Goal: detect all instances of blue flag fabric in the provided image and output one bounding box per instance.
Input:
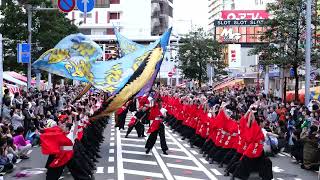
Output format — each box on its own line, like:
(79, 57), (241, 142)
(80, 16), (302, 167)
(32, 30), (171, 94)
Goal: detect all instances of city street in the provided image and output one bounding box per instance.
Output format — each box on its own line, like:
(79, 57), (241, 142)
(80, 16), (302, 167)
(4, 115), (318, 180)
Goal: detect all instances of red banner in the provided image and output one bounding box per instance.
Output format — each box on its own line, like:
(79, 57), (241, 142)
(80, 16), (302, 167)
(221, 10), (269, 20)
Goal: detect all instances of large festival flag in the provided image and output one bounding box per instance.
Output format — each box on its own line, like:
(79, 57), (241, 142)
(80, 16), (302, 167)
(92, 28), (172, 117)
(32, 33), (163, 94)
(115, 28), (172, 96)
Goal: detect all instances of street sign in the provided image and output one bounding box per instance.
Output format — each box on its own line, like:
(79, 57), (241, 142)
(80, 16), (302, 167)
(168, 72), (173, 77)
(58, 0), (76, 13)
(77, 0), (95, 13)
(17, 43), (30, 63)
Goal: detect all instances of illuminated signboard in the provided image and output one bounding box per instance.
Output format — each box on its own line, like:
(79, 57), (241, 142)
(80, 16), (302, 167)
(214, 10), (269, 43)
(221, 10), (270, 20)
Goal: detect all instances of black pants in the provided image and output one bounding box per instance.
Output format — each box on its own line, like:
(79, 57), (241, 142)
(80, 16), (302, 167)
(201, 139), (214, 154)
(126, 121), (144, 137)
(117, 112), (128, 130)
(233, 154), (273, 180)
(145, 123), (168, 152)
(225, 152), (241, 174)
(46, 156), (92, 180)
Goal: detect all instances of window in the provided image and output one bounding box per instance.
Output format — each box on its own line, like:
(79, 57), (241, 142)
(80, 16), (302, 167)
(109, 12), (120, 19)
(79, 28), (91, 35)
(110, 0), (120, 4)
(80, 13), (92, 18)
(168, 6), (173, 17)
(95, 0), (110, 8)
(107, 28), (115, 35)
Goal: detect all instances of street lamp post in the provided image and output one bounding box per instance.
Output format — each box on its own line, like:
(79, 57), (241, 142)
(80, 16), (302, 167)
(27, 4), (32, 90)
(0, 34), (3, 114)
(305, 0), (312, 105)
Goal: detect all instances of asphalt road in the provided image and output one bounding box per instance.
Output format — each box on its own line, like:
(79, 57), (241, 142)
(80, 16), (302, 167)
(4, 115), (319, 180)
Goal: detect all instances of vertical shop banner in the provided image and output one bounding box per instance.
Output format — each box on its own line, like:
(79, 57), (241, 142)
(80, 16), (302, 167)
(228, 44), (241, 68)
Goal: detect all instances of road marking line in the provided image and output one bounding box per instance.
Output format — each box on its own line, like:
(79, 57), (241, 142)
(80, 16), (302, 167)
(121, 138), (145, 142)
(111, 129), (114, 132)
(199, 158), (209, 164)
(27, 150), (32, 155)
(109, 149), (114, 154)
(109, 156), (114, 162)
(146, 138), (175, 180)
(173, 134), (178, 137)
(211, 169), (222, 175)
(124, 169), (164, 178)
(277, 178), (284, 180)
(156, 147), (184, 152)
(110, 137), (115, 141)
(160, 154), (192, 160)
(190, 150), (198, 155)
(122, 143), (145, 148)
(166, 163), (201, 171)
(174, 175), (206, 180)
(123, 158), (157, 165)
(108, 166), (114, 174)
(294, 178), (302, 180)
(110, 142), (115, 147)
(278, 153), (285, 157)
(16, 159), (22, 164)
(96, 167), (104, 174)
(122, 150), (152, 156)
(111, 132), (115, 136)
(156, 141), (175, 145)
(165, 129), (217, 180)
(281, 152), (291, 157)
(183, 143), (190, 147)
(116, 118), (124, 180)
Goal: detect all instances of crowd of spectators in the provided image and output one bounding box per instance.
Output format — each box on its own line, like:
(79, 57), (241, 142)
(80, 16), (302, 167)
(0, 85), (102, 173)
(161, 86), (320, 172)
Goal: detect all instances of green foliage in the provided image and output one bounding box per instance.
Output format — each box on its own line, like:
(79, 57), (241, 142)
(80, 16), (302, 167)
(178, 28), (225, 86)
(0, 0), (78, 73)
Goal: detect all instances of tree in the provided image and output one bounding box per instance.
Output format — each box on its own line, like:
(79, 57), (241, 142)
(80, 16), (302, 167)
(250, 0), (320, 102)
(178, 28), (225, 87)
(0, 0), (78, 74)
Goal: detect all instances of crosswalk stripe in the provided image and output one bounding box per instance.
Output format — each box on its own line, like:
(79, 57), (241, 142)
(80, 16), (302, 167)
(190, 150), (198, 155)
(124, 169), (164, 178)
(110, 137), (115, 141)
(109, 149), (114, 154)
(95, 167), (104, 174)
(199, 158), (209, 164)
(123, 158), (158, 165)
(156, 141), (175, 145)
(27, 150), (33, 155)
(174, 175), (206, 180)
(277, 153), (285, 157)
(109, 157), (114, 162)
(108, 166), (114, 174)
(166, 163), (201, 171)
(122, 150), (152, 155)
(156, 147), (184, 152)
(160, 154), (192, 160)
(122, 143), (145, 148)
(110, 143), (115, 147)
(211, 169), (222, 175)
(122, 138), (145, 142)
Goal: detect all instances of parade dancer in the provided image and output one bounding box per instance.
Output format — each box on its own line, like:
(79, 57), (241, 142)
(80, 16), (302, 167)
(125, 108), (147, 138)
(145, 99), (168, 155)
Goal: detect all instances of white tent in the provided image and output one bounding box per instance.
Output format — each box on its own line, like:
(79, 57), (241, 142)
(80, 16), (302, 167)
(3, 72), (27, 86)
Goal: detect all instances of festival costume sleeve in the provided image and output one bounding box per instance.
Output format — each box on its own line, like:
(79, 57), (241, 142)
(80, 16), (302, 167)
(128, 116), (137, 127)
(243, 121), (265, 158)
(147, 105), (162, 134)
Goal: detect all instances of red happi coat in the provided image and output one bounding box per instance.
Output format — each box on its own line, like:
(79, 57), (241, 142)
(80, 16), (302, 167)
(222, 118), (239, 149)
(138, 96), (150, 110)
(40, 126), (74, 168)
(197, 112), (210, 138)
(243, 118), (265, 158)
(237, 114), (249, 154)
(213, 110), (228, 147)
(147, 104), (163, 134)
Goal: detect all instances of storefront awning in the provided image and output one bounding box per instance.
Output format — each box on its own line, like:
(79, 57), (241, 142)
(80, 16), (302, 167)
(3, 72), (27, 86)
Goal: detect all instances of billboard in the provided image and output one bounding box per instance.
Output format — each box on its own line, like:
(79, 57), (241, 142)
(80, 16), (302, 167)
(221, 10), (270, 20)
(215, 26), (266, 43)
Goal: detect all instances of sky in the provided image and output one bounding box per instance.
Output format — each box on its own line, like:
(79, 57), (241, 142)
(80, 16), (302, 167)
(173, 0), (208, 35)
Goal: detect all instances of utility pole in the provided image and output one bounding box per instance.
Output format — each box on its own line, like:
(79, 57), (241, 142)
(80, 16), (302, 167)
(27, 4), (32, 90)
(0, 34), (3, 114)
(305, 0), (312, 105)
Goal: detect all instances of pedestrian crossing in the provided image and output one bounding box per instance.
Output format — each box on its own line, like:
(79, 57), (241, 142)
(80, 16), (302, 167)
(113, 114), (219, 180)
